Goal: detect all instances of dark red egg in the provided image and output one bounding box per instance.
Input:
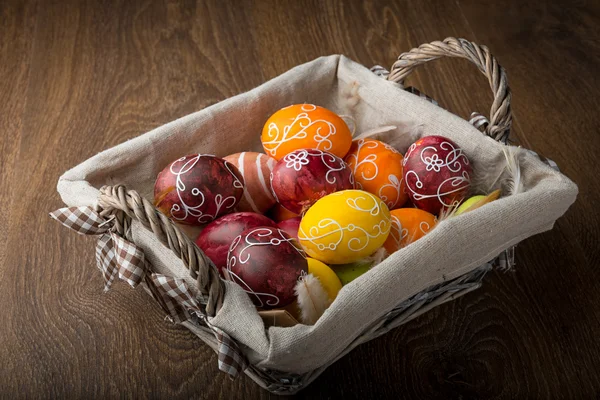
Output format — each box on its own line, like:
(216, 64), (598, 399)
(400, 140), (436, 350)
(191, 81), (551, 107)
(276, 216), (301, 242)
(271, 149), (354, 214)
(403, 136), (472, 214)
(226, 226), (307, 309)
(154, 154), (244, 225)
(195, 212), (276, 274)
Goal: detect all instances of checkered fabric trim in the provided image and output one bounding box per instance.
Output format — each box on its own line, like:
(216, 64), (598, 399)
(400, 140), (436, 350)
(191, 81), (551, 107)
(212, 326), (249, 378)
(149, 273), (248, 377)
(144, 274), (187, 324)
(469, 111), (490, 131)
(50, 207), (109, 235)
(96, 233), (118, 291)
(111, 233), (145, 289)
(51, 206), (147, 291)
(404, 86), (439, 106)
(369, 65), (390, 79)
(150, 274), (202, 314)
(494, 246), (516, 271)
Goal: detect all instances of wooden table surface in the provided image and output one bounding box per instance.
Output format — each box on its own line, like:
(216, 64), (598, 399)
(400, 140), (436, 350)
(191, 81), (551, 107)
(1, 0), (599, 398)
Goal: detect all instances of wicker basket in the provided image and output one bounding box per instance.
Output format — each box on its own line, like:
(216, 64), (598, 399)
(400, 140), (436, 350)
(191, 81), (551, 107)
(51, 38), (577, 394)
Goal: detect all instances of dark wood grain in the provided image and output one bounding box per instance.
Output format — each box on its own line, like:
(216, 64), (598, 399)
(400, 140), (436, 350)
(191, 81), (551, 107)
(1, 0), (598, 398)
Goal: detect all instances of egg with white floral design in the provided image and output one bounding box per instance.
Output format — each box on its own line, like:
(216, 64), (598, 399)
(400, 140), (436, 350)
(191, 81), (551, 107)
(298, 190), (391, 264)
(271, 149), (355, 215)
(403, 136), (472, 215)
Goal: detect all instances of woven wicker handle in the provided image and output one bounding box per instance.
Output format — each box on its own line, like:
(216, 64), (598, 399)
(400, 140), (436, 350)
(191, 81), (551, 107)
(97, 185), (225, 317)
(388, 37), (512, 141)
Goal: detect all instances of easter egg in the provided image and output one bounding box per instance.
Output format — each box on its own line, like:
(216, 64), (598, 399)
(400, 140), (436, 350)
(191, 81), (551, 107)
(271, 149), (355, 214)
(268, 203), (299, 222)
(383, 208), (437, 253)
(456, 190), (501, 215)
(403, 136), (472, 214)
(226, 227), (307, 309)
(298, 190), (391, 264)
(224, 152), (277, 214)
(195, 212), (276, 274)
(261, 104), (353, 160)
(456, 195), (486, 215)
(344, 138), (408, 210)
(276, 216), (301, 242)
(306, 258), (342, 301)
(154, 154), (244, 225)
(332, 260), (372, 285)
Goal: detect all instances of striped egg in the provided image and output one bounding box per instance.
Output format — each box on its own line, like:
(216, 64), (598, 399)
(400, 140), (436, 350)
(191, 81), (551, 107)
(224, 152), (277, 214)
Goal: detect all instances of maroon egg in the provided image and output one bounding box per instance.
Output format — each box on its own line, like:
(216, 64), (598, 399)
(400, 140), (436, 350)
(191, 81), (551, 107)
(403, 136), (472, 215)
(225, 226), (307, 309)
(271, 149), (354, 214)
(154, 154), (244, 225)
(195, 212), (277, 275)
(276, 216), (301, 242)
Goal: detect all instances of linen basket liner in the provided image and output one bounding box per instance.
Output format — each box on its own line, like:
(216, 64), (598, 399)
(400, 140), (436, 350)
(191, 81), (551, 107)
(55, 40), (577, 381)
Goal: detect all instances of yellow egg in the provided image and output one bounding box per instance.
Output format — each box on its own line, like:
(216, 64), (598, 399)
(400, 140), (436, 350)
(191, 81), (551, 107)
(307, 258), (343, 301)
(298, 190), (391, 264)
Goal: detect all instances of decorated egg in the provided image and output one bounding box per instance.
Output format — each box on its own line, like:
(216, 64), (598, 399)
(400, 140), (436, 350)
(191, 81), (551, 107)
(306, 258), (342, 301)
(403, 136), (472, 214)
(276, 216), (301, 242)
(154, 154), (244, 225)
(223, 152), (277, 214)
(332, 260), (372, 285)
(383, 208), (437, 253)
(261, 104), (353, 160)
(226, 227), (307, 309)
(271, 149), (355, 215)
(344, 138), (408, 210)
(298, 190), (391, 264)
(268, 203), (299, 222)
(195, 212), (276, 274)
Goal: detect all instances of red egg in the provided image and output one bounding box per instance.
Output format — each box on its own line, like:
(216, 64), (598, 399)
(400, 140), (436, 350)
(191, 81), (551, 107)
(226, 226), (307, 309)
(276, 216), (301, 242)
(271, 149), (354, 214)
(195, 212), (276, 274)
(403, 136), (472, 214)
(223, 152), (277, 214)
(154, 154), (244, 225)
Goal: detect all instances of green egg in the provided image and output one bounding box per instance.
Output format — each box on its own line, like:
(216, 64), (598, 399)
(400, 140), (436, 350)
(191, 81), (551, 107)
(456, 195), (486, 216)
(332, 260), (372, 285)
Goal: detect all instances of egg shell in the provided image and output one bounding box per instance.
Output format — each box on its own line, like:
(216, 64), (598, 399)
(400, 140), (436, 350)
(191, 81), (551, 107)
(344, 138), (408, 210)
(298, 190), (391, 264)
(268, 203), (299, 222)
(306, 258), (343, 301)
(332, 260), (372, 285)
(224, 152), (277, 214)
(195, 212), (276, 274)
(271, 149), (355, 214)
(455, 195), (486, 215)
(383, 208), (437, 253)
(226, 227), (307, 309)
(154, 154), (244, 225)
(261, 104), (352, 160)
(276, 216), (301, 242)
(403, 136), (472, 214)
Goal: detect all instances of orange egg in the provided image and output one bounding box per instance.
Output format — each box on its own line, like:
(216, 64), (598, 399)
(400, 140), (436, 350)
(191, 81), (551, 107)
(383, 208), (437, 253)
(261, 104), (352, 160)
(344, 139), (408, 210)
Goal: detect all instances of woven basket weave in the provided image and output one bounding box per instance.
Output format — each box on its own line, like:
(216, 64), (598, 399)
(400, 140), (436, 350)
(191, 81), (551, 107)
(53, 38), (577, 394)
